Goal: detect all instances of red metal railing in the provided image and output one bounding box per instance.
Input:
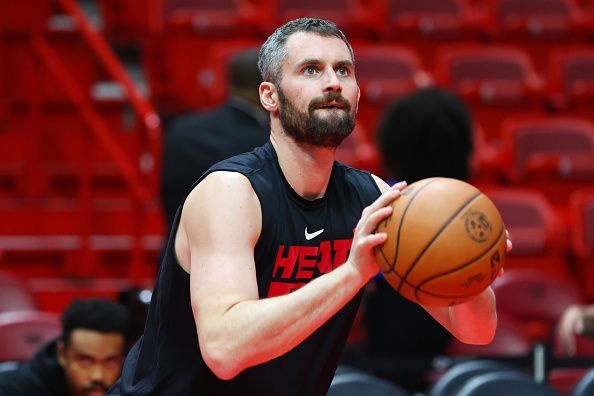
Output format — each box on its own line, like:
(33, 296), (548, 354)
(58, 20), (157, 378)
(57, 0), (162, 197)
(28, 0), (163, 283)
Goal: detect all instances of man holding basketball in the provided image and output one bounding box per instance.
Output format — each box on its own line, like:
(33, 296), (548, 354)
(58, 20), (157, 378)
(109, 18), (506, 396)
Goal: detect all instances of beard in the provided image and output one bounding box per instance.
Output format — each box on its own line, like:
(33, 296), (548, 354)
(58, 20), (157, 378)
(277, 88), (356, 148)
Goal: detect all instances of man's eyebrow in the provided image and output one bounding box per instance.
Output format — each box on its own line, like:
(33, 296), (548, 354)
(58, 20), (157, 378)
(295, 59), (354, 68)
(335, 60), (354, 69)
(296, 58), (323, 68)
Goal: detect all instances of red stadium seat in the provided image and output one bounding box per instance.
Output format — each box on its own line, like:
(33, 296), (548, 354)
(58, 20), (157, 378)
(548, 368), (591, 396)
(0, 271), (37, 313)
(164, 0), (269, 37)
(485, 0), (591, 71)
(499, 116), (594, 211)
(146, 0), (268, 114)
(385, 0), (490, 64)
(198, 40), (262, 108)
(387, 0), (488, 38)
(434, 45), (545, 142)
(548, 47), (594, 119)
(499, 116), (594, 181)
(0, 310), (61, 362)
(273, 0), (383, 39)
(353, 43), (431, 104)
(489, 0), (589, 41)
(483, 187), (569, 273)
(570, 189), (594, 259)
(491, 268), (584, 343)
(351, 42), (431, 138)
(146, 30), (261, 114)
(569, 189), (594, 297)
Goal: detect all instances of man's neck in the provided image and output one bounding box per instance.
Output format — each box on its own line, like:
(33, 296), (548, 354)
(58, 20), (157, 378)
(270, 130), (336, 201)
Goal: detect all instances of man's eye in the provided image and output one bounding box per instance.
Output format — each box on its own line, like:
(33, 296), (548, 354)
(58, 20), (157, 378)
(104, 357), (122, 369)
(304, 66), (317, 75)
(337, 67), (349, 76)
(76, 356), (93, 367)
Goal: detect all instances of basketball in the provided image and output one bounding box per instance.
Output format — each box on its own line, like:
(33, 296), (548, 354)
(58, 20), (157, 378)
(374, 177), (506, 306)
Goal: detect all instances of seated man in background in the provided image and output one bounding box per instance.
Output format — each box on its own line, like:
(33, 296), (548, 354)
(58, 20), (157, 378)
(0, 298), (130, 396)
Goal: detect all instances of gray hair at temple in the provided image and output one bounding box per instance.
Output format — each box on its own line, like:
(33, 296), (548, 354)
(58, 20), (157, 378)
(257, 18), (354, 85)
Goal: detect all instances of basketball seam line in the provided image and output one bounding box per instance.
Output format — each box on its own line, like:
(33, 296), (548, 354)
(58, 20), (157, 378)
(413, 224), (505, 302)
(380, 178), (437, 280)
(397, 190), (483, 293)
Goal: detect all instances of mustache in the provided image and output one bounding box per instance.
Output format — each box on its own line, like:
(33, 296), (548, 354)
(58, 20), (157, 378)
(308, 92), (351, 112)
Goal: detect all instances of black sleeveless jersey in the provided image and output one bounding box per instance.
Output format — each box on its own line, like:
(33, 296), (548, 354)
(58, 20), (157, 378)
(109, 141), (381, 396)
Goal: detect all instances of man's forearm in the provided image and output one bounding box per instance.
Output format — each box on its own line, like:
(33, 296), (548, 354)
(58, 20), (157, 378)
(198, 262), (367, 379)
(424, 287), (497, 345)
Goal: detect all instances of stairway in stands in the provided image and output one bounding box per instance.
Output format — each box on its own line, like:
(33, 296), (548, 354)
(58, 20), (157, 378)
(0, 0), (163, 312)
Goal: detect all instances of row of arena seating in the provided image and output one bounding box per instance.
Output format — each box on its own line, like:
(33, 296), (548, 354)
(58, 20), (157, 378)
(149, 39), (594, 127)
(2, 28), (593, 136)
(2, 2), (594, 114)
(93, 0), (594, 43)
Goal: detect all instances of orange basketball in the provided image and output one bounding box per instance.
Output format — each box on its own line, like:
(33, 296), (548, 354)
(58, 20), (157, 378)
(374, 177), (506, 306)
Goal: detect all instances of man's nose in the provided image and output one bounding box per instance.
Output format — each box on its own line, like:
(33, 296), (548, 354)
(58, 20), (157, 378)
(323, 69), (342, 93)
(90, 364), (105, 382)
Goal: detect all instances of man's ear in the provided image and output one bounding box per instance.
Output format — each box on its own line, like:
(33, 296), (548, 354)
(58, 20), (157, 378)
(355, 85), (361, 114)
(56, 340), (67, 368)
(259, 82), (278, 112)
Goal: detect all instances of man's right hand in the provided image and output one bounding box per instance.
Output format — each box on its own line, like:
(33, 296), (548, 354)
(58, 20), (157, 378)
(347, 181), (406, 283)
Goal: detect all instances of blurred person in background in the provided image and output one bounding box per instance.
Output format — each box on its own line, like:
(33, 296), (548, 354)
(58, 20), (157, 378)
(160, 49), (269, 233)
(363, 87), (474, 392)
(0, 298), (130, 396)
(557, 304), (594, 356)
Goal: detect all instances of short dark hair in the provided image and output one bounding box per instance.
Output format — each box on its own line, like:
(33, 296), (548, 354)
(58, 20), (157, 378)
(61, 298), (130, 347)
(258, 17), (353, 84)
(228, 49), (262, 90)
(376, 87), (474, 183)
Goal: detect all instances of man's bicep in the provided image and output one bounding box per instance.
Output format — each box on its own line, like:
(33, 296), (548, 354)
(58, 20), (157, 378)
(183, 172), (262, 322)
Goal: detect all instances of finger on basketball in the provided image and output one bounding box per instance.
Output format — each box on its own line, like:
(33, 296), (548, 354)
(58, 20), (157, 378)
(373, 187), (401, 211)
(505, 230), (513, 252)
(391, 181), (407, 192)
(361, 232), (388, 249)
(361, 206), (393, 236)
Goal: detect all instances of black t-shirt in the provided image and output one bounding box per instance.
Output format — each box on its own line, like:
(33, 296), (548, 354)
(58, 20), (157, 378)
(0, 339), (68, 396)
(110, 142), (381, 395)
